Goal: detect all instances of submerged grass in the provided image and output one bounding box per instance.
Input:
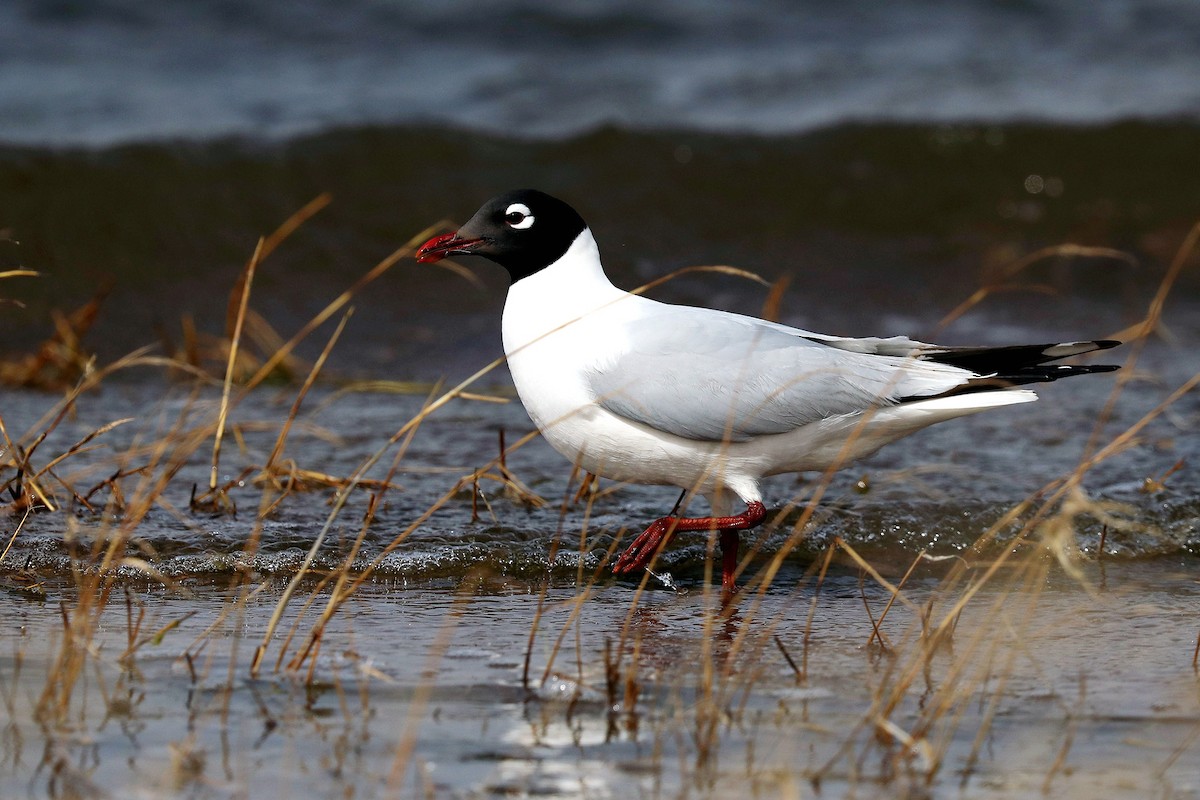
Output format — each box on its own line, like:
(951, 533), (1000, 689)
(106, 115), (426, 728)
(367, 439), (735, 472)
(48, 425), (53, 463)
(0, 209), (1196, 797)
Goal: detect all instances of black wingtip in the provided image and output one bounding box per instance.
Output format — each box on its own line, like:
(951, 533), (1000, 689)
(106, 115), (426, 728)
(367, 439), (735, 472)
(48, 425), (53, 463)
(911, 339), (1123, 399)
(924, 339), (1124, 374)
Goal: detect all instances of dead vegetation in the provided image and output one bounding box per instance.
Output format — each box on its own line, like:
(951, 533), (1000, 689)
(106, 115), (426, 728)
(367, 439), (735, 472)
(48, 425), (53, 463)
(0, 207), (1195, 798)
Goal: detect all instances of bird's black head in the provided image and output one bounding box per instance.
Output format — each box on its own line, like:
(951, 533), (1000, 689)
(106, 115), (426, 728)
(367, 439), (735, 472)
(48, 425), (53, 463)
(416, 189), (588, 283)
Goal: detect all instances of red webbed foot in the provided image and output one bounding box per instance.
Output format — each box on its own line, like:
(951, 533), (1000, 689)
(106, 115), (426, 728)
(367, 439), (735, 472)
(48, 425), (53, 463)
(612, 516), (677, 574)
(611, 501), (767, 579)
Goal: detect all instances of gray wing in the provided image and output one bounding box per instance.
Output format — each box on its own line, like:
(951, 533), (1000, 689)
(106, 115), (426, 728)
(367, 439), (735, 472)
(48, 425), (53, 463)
(587, 307), (972, 442)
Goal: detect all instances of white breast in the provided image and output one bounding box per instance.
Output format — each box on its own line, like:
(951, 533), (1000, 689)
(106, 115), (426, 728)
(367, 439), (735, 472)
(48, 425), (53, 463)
(502, 229), (643, 473)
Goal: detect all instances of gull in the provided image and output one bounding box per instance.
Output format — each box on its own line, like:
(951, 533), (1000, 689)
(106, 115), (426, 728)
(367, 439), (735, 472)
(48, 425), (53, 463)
(416, 189), (1119, 595)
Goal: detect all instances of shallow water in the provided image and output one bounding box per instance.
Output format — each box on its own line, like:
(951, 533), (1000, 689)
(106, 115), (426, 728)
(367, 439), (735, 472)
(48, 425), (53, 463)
(1, 561), (1198, 799)
(0, 343), (1195, 583)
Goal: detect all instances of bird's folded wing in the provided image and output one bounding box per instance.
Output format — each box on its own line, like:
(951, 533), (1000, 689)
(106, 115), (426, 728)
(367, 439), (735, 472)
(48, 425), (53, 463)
(585, 309), (973, 443)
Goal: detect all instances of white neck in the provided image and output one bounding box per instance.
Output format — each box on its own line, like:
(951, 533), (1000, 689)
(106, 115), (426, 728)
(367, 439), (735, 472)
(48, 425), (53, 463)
(501, 228), (628, 356)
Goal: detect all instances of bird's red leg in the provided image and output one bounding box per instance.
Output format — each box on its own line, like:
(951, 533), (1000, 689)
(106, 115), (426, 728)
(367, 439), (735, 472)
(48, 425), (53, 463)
(719, 529), (740, 596)
(613, 501), (766, 576)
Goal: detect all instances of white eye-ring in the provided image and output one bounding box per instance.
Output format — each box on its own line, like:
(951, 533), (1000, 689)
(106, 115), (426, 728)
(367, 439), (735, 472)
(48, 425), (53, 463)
(503, 203), (535, 229)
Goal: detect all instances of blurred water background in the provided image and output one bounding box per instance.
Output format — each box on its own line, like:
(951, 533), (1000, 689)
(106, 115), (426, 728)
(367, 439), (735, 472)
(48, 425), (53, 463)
(3, 0), (1200, 144)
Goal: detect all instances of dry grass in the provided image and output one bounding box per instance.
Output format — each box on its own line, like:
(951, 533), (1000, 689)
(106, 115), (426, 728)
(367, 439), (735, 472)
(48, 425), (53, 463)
(0, 199), (450, 718)
(0, 210), (1196, 798)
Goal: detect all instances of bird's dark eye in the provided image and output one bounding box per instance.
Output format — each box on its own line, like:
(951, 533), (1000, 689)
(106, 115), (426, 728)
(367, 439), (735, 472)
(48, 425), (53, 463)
(503, 202), (535, 229)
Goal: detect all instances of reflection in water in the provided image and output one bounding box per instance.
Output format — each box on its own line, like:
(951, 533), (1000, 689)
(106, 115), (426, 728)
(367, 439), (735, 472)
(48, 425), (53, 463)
(1, 564), (1198, 797)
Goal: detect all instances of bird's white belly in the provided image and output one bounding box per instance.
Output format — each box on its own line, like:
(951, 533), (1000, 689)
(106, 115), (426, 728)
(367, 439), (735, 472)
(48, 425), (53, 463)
(504, 329), (732, 492)
(508, 338), (820, 501)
